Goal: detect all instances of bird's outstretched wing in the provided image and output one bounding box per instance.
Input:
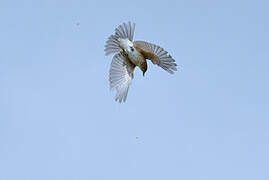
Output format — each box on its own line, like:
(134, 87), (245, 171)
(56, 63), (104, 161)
(109, 53), (135, 103)
(105, 22), (136, 56)
(134, 41), (177, 74)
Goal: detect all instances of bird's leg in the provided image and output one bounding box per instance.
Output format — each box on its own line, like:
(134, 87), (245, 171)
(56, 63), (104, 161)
(120, 51), (128, 58)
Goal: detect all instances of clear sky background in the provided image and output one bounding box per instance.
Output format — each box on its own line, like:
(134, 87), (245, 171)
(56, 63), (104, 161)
(0, 0), (269, 179)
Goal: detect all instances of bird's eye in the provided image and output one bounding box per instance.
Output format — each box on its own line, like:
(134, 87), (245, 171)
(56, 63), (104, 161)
(130, 47), (134, 51)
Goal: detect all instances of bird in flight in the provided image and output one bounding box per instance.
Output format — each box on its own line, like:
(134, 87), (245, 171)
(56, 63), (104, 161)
(105, 22), (177, 103)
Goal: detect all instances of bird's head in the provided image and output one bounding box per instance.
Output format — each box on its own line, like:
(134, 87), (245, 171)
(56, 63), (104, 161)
(139, 61), (147, 77)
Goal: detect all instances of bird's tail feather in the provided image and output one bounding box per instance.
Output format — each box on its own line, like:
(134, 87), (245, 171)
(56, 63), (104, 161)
(105, 22), (135, 56)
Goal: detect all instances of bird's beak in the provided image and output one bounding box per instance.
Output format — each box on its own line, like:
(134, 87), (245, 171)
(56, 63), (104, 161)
(143, 71), (145, 76)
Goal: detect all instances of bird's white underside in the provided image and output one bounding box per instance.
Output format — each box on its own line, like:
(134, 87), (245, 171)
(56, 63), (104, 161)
(118, 38), (140, 66)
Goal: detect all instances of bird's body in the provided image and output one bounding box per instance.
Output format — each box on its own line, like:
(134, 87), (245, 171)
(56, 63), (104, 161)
(105, 22), (177, 103)
(118, 38), (147, 74)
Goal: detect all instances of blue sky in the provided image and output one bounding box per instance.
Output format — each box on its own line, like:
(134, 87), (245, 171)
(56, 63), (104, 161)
(0, 0), (269, 179)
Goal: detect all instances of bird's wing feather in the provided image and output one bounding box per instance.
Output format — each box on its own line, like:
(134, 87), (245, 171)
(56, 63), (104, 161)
(109, 53), (135, 103)
(105, 22), (136, 56)
(134, 41), (177, 74)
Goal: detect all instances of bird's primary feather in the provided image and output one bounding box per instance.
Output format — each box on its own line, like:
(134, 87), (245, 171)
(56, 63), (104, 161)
(134, 41), (177, 74)
(109, 53), (135, 103)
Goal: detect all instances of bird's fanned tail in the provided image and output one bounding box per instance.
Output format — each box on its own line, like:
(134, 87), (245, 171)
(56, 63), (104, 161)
(105, 22), (136, 56)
